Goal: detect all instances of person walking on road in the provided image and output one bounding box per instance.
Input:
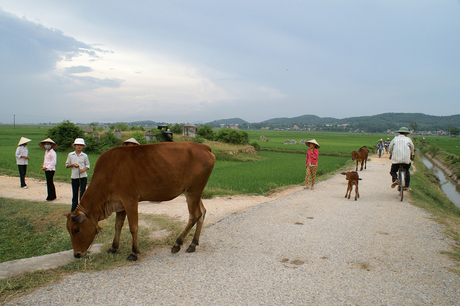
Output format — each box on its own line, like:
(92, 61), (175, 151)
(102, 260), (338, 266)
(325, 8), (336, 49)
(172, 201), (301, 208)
(15, 137), (31, 188)
(389, 127), (415, 191)
(66, 138), (90, 212)
(40, 138), (58, 201)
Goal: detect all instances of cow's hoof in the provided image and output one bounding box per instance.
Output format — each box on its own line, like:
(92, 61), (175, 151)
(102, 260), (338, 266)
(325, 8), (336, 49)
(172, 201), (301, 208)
(106, 247), (117, 254)
(186, 245), (196, 253)
(127, 253), (138, 261)
(171, 245), (181, 254)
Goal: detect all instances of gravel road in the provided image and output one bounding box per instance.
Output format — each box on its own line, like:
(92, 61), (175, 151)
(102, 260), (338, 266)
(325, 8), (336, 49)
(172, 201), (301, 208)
(7, 157), (460, 305)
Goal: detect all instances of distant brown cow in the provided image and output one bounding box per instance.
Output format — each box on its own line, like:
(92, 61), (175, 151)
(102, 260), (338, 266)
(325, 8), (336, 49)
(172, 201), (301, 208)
(65, 142), (215, 261)
(351, 146), (368, 171)
(341, 171), (362, 201)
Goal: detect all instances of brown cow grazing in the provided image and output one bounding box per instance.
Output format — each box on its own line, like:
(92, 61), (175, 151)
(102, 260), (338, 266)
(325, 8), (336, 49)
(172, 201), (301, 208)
(351, 146), (369, 171)
(341, 171), (362, 201)
(65, 142), (215, 261)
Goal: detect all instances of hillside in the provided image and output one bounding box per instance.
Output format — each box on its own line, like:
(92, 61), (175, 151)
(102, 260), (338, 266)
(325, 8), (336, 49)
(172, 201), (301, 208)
(205, 112), (459, 133)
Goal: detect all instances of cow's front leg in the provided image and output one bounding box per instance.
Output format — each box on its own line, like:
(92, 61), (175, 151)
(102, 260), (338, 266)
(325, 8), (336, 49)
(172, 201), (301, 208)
(125, 207), (140, 261)
(107, 211), (126, 254)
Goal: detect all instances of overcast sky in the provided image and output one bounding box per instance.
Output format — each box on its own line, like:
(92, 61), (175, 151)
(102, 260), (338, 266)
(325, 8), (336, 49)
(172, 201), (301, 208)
(1, 1), (459, 124)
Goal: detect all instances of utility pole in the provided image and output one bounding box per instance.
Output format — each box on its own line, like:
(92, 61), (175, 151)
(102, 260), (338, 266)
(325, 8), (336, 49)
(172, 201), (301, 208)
(14, 114), (15, 129)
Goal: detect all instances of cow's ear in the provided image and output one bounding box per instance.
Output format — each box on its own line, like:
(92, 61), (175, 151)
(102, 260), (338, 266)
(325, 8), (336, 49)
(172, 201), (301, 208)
(358, 178), (362, 180)
(71, 212), (86, 224)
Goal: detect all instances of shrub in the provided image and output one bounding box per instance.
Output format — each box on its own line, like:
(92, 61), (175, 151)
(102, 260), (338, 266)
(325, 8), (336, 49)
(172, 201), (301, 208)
(214, 129), (249, 145)
(197, 125), (215, 140)
(170, 123), (183, 134)
(46, 120), (83, 151)
(251, 141), (261, 151)
(84, 132), (122, 154)
(129, 131), (147, 145)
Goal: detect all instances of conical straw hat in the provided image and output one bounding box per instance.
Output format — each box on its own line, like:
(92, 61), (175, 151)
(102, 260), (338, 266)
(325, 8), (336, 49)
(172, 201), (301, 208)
(305, 139), (320, 148)
(122, 137), (140, 145)
(18, 137), (32, 146)
(39, 138), (58, 150)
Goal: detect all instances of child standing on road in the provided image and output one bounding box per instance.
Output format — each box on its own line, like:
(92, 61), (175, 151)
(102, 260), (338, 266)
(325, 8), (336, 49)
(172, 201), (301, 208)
(304, 139), (320, 190)
(66, 138), (90, 212)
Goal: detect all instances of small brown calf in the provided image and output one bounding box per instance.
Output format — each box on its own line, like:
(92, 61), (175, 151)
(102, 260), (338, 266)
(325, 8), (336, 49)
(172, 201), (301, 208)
(351, 146), (369, 171)
(341, 171), (362, 201)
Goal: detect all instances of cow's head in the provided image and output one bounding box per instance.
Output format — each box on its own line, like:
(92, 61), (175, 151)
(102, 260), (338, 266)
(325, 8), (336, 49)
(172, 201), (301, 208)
(65, 211), (98, 258)
(351, 151), (359, 160)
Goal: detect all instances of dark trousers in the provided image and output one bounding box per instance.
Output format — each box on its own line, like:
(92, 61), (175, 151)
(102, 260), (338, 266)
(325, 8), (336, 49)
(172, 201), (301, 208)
(45, 171), (56, 201)
(71, 177), (87, 212)
(18, 165), (27, 187)
(390, 163), (411, 187)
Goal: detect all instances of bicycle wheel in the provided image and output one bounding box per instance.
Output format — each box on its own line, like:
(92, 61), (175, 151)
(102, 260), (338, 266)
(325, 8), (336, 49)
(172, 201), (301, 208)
(398, 167), (404, 201)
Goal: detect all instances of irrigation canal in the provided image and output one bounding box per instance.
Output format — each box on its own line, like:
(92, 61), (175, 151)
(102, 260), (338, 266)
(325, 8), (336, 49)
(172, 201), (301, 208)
(419, 154), (460, 208)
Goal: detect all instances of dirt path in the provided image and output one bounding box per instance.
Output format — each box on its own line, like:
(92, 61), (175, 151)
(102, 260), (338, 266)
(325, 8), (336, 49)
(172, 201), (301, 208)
(0, 174), (304, 225)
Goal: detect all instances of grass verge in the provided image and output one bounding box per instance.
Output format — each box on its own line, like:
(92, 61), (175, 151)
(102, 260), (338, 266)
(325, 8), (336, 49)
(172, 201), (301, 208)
(0, 197), (188, 305)
(410, 157), (460, 274)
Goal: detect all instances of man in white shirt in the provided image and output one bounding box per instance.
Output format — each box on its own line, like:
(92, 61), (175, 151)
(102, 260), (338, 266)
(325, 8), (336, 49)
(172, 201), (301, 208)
(66, 138), (90, 211)
(389, 127), (415, 191)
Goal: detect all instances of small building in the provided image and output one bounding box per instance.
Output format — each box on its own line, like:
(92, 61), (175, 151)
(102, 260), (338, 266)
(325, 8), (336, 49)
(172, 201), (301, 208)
(183, 124), (197, 137)
(145, 131), (155, 142)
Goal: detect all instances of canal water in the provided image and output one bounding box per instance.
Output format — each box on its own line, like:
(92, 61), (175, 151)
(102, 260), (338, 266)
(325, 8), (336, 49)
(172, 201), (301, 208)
(419, 154), (460, 208)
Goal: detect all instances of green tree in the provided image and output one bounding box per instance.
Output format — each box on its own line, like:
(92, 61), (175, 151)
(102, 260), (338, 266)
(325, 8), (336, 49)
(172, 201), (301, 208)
(447, 125), (460, 136)
(46, 120), (83, 151)
(171, 123), (183, 134)
(410, 122), (418, 133)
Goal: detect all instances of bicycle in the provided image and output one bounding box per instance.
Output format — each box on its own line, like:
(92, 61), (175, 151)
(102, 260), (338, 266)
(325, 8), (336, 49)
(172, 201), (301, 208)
(398, 165), (405, 201)
(377, 147), (383, 158)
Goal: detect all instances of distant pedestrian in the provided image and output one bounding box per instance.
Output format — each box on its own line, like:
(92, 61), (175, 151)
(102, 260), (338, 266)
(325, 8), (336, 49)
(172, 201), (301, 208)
(66, 138), (90, 211)
(304, 139), (320, 190)
(39, 138), (58, 201)
(122, 137), (140, 146)
(15, 137), (31, 188)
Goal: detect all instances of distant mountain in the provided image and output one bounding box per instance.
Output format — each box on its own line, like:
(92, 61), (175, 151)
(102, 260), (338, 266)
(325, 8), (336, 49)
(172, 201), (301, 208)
(206, 118), (250, 127)
(258, 114), (337, 126)
(205, 112), (460, 132)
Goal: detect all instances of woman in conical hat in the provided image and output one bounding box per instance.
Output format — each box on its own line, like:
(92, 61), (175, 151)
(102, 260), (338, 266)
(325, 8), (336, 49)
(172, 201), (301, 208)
(122, 137), (140, 146)
(39, 138), (58, 201)
(16, 137), (32, 188)
(304, 139), (320, 189)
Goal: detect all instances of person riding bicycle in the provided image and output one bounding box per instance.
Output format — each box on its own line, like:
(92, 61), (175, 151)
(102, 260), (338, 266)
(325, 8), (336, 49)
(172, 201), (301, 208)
(376, 139), (385, 157)
(389, 127), (415, 191)
(384, 138), (391, 153)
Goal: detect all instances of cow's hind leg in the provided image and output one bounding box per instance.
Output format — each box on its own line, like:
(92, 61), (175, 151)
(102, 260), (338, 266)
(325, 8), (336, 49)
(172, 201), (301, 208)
(172, 194), (206, 254)
(107, 210), (126, 254)
(123, 200), (140, 261)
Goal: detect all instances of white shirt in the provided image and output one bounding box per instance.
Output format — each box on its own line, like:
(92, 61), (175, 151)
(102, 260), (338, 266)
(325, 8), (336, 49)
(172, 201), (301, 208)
(389, 134), (415, 164)
(65, 151), (90, 179)
(16, 146), (28, 165)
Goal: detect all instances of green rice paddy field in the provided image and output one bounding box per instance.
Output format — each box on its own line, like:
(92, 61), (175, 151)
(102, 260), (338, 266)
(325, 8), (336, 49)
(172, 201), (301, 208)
(418, 137), (460, 156)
